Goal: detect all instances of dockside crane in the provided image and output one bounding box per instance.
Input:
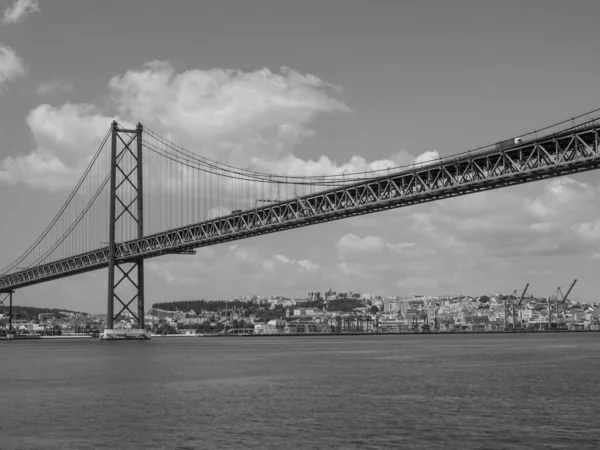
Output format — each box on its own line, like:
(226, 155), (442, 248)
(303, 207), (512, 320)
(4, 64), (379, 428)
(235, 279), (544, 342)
(505, 283), (529, 331)
(512, 283), (529, 330)
(552, 279), (577, 330)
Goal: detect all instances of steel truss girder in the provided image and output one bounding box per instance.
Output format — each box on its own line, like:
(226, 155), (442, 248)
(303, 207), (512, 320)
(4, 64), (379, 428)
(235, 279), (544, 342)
(1, 124), (600, 291)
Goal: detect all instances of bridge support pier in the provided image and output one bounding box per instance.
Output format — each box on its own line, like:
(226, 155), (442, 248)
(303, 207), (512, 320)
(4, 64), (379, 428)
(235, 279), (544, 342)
(1, 290), (14, 339)
(106, 122), (148, 338)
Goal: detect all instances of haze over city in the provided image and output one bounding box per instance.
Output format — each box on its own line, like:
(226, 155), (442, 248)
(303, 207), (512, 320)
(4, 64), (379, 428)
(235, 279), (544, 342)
(2, 0), (600, 313)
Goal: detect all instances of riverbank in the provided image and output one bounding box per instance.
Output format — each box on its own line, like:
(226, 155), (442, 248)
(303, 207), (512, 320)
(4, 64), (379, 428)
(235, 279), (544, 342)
(2, 329), (597, 341)
(219, 329), (600, 337)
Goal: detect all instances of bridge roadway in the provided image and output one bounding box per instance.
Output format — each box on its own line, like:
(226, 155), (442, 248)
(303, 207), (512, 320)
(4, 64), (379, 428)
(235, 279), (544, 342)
(1, 123), (599, 291)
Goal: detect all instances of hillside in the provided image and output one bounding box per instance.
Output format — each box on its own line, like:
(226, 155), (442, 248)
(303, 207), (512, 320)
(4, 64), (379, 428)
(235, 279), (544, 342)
(152, 300), (253, 313)
(0, 306), (87, 320)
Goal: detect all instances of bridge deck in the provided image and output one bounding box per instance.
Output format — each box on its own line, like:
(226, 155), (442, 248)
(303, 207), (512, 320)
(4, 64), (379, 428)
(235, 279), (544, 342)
(1, 124), (599, 291)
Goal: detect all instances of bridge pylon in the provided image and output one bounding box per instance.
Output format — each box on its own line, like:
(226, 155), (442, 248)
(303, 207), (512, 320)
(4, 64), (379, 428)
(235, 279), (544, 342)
(0, 290), (14, 338)
(106, 121), (146, 334)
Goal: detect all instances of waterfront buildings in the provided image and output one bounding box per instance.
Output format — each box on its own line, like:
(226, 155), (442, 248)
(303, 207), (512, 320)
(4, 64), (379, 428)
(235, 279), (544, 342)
(2, 291), (599, 335)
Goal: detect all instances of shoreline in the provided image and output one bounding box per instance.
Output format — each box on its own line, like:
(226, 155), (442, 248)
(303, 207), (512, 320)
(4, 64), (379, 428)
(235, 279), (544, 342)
(217, 329), (600, 337)
(2, 329), (598, 340)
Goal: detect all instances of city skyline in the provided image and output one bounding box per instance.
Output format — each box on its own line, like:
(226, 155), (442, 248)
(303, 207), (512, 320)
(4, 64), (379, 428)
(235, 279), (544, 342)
(2, 0), (600, 312)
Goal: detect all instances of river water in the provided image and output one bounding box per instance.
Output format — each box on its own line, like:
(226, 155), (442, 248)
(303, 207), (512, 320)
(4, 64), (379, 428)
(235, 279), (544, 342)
(1, 333), (599, 449)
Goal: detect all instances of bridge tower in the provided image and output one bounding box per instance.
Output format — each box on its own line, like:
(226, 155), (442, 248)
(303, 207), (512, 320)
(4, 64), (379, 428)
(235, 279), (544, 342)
(106, 121), (145, 332)
(0, 291), (14, 337)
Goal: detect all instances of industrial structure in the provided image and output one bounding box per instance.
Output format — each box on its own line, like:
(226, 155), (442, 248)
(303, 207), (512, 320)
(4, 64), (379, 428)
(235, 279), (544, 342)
(504, 283), (530, 331)
(547, 279), (577, 330)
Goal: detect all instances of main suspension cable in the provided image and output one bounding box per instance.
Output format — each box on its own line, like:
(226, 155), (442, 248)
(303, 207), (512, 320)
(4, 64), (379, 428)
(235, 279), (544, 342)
(0, 127), (112, 275)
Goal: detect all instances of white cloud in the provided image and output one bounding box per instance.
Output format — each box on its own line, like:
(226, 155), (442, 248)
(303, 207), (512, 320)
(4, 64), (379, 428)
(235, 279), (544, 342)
(2, 0), (39, 24)
(400, 176), (600, 261)
(250, 149), (442, 179)
(0, 103), (113, 189)
(273, 253), (320, 272)
(2, 61), (444, 196)
(36, 80), (74, 96)
(274, 254), (293, 264)
(252, 154), (395, 178)
(527, 177), (592, 220)
(234, 249), (256, 264)
(337, 233), (385, 256)
(530, 222), (553, 233)
(571, 221), (600, 243)
(414, 150), (440, 166)
(2, 61), (355, 190)
(297, 259), (319, 273)
(0, 43), (25, 91)
(386, 242), (416, 254)
(108, 61), (351, 166)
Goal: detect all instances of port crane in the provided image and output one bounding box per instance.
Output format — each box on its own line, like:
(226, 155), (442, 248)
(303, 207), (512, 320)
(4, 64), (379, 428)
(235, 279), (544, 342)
(504, 283), (529, 331)
(547, 279), (577, 330)
(512, 283), (529, 331)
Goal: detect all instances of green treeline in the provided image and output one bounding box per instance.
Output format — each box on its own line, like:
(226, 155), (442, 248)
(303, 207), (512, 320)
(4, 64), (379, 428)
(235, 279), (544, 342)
(0, 306), (83, 321)
(152, 300), (255, 313)
(151, 298), (366, 314)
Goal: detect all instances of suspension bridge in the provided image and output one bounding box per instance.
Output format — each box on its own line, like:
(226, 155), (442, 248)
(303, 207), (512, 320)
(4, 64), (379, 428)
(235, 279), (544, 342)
(2, 109), (600, 337)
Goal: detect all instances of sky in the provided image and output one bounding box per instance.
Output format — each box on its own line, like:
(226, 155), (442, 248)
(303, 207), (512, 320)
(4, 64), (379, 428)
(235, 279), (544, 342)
(1, 0), (600, 312)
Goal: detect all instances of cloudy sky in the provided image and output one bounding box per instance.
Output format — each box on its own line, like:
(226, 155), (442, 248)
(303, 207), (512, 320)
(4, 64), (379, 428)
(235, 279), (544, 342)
(1, 0), (600, 312)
